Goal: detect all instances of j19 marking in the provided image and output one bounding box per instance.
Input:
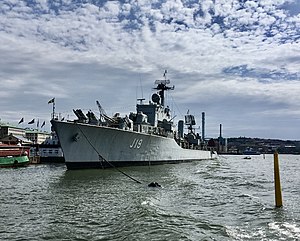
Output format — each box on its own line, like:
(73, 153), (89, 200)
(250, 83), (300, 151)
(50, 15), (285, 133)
(130, 138), (143, 149)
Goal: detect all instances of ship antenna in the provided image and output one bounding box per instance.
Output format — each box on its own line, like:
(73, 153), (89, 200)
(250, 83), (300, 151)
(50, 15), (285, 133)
(140, 74), (144, 100)
(136, 74), (145, 104)
(154, 70), (174, 106)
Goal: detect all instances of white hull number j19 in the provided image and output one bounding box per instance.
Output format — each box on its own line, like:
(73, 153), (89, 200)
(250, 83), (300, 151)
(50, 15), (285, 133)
(130, 138), (143, 149)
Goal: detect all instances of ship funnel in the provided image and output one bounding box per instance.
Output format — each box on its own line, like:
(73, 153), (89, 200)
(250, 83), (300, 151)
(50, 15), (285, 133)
(178, 120), (184, 138)
(202, 112), (205, 141)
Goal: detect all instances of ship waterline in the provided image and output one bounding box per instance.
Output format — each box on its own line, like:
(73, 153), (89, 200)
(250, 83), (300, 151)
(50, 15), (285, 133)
(52, 120), (215, 169)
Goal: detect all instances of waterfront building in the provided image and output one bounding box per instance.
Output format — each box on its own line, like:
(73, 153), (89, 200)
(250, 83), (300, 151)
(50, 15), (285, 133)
(25, 129), (50, 144)
(0, 123), (26, 139)
(0, 122), (50, 145)
(0, 134), (32, 145)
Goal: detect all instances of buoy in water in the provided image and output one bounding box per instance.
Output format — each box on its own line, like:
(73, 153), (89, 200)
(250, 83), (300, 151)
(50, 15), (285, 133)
(148, 182), (161, 188)
(274, 151), (283, 207)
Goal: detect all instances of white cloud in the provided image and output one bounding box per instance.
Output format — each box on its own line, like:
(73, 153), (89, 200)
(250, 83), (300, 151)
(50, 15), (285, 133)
(0, 0), (299, 139)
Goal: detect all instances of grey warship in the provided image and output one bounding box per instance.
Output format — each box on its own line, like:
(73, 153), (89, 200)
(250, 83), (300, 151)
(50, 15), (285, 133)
(51, 72), (216, 169)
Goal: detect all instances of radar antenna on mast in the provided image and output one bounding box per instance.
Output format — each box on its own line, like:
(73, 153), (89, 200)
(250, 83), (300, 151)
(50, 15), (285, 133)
(153, 70), (174, 106)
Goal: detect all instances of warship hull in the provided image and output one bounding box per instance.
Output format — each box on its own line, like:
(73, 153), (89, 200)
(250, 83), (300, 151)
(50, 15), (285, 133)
(52, 120), (215, 170)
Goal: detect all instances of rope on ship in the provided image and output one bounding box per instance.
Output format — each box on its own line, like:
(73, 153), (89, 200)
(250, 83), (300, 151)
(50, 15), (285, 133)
(77, 125), (142, 184)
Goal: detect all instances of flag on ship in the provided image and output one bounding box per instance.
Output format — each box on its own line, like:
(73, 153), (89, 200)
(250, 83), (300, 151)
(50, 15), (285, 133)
(48, 98), (55, 104)
(18, 118), (24, 124)
(28, 119), (35, 124)
(41, 121), (46, 128)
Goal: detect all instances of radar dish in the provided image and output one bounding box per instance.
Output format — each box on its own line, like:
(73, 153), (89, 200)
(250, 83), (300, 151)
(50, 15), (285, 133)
(155, 79), (170, 85)
(152, 93), (160, 104)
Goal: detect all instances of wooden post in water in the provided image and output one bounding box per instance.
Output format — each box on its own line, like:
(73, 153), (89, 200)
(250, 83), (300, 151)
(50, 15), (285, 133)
(274, 151), (283, 207)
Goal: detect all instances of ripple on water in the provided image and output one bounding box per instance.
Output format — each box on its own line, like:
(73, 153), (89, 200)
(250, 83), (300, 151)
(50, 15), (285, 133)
(0, 156), (299, 240)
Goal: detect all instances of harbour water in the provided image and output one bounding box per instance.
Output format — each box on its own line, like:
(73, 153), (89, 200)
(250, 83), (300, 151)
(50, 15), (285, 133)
(1, 155), (299, 240)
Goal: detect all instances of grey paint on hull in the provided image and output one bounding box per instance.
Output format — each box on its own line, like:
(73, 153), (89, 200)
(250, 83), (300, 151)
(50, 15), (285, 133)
(52, 120), (214, 169)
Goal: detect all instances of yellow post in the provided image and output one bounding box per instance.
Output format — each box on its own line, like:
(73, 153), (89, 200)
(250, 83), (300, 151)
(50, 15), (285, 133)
(274, 151), (283, 207)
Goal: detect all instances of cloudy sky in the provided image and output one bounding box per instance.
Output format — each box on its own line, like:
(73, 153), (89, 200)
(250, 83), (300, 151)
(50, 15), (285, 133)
(0, 0), (299, 140)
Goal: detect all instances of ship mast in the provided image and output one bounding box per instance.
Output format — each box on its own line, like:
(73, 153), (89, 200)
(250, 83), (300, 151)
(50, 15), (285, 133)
(154, 70), (174, 106)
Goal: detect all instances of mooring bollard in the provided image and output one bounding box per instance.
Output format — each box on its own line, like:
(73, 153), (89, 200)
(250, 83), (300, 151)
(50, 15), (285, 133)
(274, 151), (283, 207)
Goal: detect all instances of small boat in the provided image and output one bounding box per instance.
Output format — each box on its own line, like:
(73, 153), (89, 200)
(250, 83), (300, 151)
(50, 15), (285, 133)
(243, 156), (251, 160)
(243, 147), (260, 155)
(33, 131), (65, 163)
(0, 144), (30, 168)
